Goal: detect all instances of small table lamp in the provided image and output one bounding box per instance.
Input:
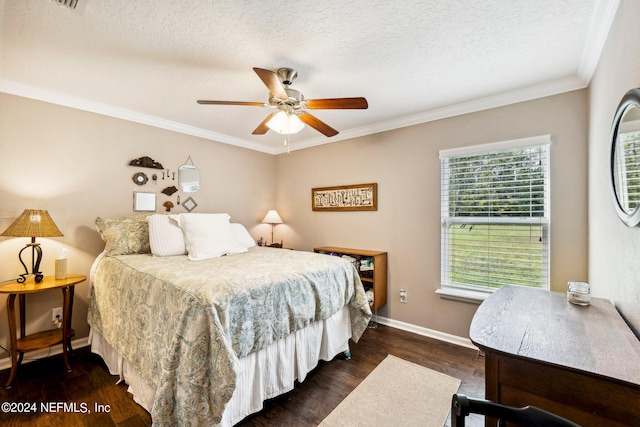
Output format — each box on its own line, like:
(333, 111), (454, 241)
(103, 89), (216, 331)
(261, 210), (283, 245)
(1, 209), (63, 283)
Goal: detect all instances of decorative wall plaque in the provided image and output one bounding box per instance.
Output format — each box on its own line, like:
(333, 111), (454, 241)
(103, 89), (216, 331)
(129, 156), (164, 169)
(161, 185), (178, 196)
(312, 183), (377, 211)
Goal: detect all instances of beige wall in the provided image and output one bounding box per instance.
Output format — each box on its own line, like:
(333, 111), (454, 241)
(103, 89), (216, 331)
(0, 68), (592, 357)
(588, 0), (640, 332)
(0, 93), (276, 354)
(276, 90), (589, 338)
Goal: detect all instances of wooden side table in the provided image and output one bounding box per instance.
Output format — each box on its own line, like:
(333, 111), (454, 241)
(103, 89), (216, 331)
(0, 274), (86, 388)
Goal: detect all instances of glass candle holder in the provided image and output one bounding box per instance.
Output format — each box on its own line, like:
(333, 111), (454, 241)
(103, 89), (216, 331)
(567, 281), (590, 306)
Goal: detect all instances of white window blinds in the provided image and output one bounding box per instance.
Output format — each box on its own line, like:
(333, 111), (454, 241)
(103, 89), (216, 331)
(440, 136), (550, 294)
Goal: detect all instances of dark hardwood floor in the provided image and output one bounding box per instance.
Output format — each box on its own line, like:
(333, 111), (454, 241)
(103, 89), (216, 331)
(0, 325), (485, 426)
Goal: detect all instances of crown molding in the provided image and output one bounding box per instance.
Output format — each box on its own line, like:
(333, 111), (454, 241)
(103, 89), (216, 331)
(2, 75), (587, 156)
(0, 79), (280, 155)
(0, 1), (616, 156)
(281, 75), (588, 154)
(577, 0), (620, 84)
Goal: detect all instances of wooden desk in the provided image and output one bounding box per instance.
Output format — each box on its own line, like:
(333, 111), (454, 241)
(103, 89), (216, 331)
(470, 286), (640, 426)
(0, 274), (86, 388)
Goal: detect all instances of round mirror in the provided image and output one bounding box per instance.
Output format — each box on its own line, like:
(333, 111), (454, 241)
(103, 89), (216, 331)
(611, 88), (640, 226)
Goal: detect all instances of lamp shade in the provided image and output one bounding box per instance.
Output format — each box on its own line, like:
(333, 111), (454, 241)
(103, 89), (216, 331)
(266, 111), (305, 134)
(1, 209), (63, 238)
(261, 210), (283, 225)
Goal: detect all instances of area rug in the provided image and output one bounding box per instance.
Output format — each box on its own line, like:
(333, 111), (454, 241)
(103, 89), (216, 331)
(319, 354), (461, 427)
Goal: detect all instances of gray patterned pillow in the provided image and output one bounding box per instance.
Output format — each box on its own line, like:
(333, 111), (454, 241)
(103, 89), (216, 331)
(95, 215), (151, 256)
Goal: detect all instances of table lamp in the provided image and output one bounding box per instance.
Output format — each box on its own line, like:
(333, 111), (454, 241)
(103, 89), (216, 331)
(261, 210), (283, 245)
(1, 209), (63, 283)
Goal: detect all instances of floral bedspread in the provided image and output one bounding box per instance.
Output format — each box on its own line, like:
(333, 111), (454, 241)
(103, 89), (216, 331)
(87, 247), (371, 426)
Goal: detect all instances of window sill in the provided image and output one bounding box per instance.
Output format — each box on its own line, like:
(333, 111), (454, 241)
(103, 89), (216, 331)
(435, 287), (491, 304)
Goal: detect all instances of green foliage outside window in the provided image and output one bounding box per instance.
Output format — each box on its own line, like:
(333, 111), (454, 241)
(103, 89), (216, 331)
(442, 145), (548, 291)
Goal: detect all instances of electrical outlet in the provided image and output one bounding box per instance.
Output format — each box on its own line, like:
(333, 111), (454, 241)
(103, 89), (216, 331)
(52, 307), (63, 323)
(400, 289), (407, 303)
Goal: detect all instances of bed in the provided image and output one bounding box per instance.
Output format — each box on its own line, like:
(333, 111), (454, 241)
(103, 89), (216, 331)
(87, 213), (372, 426)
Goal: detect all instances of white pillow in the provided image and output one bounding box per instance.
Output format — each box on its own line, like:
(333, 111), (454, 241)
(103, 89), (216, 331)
(148, 214), (186, 257)
(230, 223), (256, 248)
(172, 213), (248, 260)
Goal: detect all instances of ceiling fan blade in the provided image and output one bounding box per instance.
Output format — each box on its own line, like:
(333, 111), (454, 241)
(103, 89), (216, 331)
(252, 114), (273, 135)
(306, 97), (368, 110)
(197, 100), (266, 106)
(253, 67), (288, 99)
(299, 113), (339, 137)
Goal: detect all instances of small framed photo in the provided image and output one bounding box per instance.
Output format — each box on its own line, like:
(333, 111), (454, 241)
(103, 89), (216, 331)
(312, 183), (377, 211)
(182, 197), (198, 212)
(133, 191), (156, 212)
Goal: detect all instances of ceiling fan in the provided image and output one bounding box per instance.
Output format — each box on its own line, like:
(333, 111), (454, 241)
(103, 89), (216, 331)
(197, 67), (368, 137)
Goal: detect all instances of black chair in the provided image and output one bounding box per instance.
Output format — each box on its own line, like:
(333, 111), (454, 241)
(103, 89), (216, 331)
(451, 394), (582, 427)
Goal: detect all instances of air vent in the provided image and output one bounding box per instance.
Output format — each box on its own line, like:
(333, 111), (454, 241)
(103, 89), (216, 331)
(50, 0), (78, 9)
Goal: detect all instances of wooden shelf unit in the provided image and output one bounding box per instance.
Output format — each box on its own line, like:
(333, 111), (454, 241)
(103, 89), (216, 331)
(314, 246), (387, 309)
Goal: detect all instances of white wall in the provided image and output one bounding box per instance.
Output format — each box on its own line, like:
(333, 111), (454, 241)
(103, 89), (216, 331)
(276, 90), (589, 338)
(588, 0), (640, 333)
(0, 93), (276, 353)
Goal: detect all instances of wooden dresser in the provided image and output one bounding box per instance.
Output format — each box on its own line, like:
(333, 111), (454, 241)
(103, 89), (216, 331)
(470, 286), (640, 426)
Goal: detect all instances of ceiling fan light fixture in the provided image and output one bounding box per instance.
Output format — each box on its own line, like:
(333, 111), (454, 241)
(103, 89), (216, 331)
(198, 67), (368, 137)
(266, 111), (305, 134)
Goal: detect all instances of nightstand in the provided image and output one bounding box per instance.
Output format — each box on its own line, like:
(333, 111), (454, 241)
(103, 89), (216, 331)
(0, 274), (86, 388)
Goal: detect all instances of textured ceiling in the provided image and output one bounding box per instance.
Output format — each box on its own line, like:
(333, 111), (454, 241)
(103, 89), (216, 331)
(0, 0), (619, 153)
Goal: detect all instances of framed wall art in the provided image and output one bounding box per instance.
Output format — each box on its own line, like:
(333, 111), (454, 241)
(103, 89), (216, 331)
(133, 191), (156, 212)
(312, 183), (377, 211)
(182, 197), (198, 212)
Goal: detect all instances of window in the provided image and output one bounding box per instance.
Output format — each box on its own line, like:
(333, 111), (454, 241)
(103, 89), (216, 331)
(439, 135), (550, 301)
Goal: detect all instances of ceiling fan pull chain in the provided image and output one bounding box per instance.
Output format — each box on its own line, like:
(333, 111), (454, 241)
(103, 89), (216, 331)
(284, 135), (290, 155)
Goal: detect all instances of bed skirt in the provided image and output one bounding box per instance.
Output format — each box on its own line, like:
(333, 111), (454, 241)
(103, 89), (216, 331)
(89, 305), (352, 426)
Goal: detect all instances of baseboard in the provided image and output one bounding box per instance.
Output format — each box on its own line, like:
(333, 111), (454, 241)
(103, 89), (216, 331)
(0, 336), (90, 372)
(374, 315), (478, 350)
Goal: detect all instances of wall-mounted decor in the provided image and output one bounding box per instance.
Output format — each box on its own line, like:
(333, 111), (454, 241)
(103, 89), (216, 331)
(133, 192), (156, 212)
(162, 186), (178, 196)
(610, 88), (640, 227)
(312, 183), (377, 211)
(178, 155), (200, 193)
(182, 197), (197, 212)
(163, 201), (174, 212)
(129, 156), (164, 169)
(132, 172), (148, 186)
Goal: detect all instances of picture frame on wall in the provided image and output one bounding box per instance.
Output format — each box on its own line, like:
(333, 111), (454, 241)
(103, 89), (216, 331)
(133, 191), (156, 212)
(311, 183), (378, 211)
